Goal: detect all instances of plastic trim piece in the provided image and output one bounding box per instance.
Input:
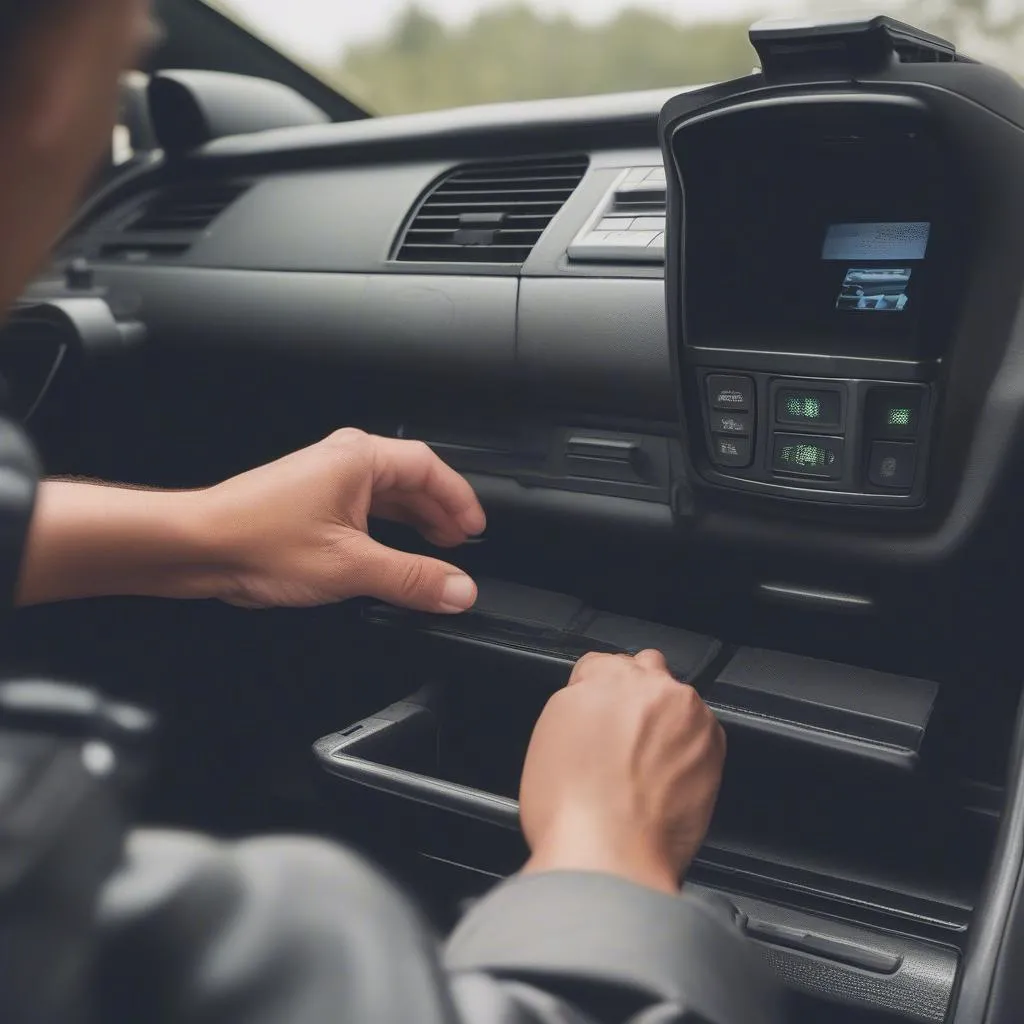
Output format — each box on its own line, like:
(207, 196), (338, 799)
(950, 688), (1024, 1024)
(707, 648), (938, 771)
(757, 583), (875, 613)
(687, 884), (958, 1024)
(314, 708), (520, 832)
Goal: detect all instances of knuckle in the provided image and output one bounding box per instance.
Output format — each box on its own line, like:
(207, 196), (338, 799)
(329, 427), (367, 447)
(398, 559), (428, 597)
(676, 683), (702, 709)
(408, 439), (434, 461)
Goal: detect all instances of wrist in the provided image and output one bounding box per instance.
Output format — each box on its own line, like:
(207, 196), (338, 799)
(522, 820), (680, 896)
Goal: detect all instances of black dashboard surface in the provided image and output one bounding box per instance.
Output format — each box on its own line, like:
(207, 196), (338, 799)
(18, 70), (1024, 643)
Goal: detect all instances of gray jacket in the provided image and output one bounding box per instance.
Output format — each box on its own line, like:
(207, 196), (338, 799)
(95, 831), (784, 1024)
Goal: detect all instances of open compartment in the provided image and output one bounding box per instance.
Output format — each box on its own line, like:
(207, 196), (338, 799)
(311, 574), (1014, 1023)
(313, 581), (996, 941)
(312, 649), (976, 1024)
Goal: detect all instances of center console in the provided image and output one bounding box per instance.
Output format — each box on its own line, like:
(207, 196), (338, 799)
(657, 15), (1024, 531)
(666, 94), (966, 509)
(312, 576), (1011, 1024)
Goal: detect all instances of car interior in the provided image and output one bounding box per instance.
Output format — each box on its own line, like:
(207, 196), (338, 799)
(6, 3), (1024, 1023)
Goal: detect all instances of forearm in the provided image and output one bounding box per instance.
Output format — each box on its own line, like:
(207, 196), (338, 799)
(17, 481), (221, 606)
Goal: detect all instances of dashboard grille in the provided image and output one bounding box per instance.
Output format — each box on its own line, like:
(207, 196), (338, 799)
(91, 181), (250, 263)
(397, 156), (589, 265)
(128, 182), (249, 233)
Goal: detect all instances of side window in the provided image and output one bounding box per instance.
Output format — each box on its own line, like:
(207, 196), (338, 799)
(110, 72), (157, 172)
(112, 124), (136, 167)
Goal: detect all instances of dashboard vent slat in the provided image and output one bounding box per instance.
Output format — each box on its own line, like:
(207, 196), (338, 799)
(397, 156), (588, 266)
(90, 181), (250, 264)
(129, 183), (249, 234)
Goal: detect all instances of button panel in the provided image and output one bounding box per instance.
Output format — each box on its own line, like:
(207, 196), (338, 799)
(704, 375), (756, 469)
(697, 371), (932, 506)
(568, 167), (667, 264)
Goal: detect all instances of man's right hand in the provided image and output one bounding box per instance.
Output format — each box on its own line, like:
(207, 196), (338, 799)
(519, 650), (726, 895)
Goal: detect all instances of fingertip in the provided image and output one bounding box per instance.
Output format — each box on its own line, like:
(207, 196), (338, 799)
(458, 504), (487, 537)
(634, 649), (669, 671)
(438, 573), (478, 614)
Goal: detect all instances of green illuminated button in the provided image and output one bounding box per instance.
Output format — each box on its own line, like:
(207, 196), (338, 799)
(773, 433), (844, 480)
(776, 388), (841, 428)
(867, 388), (924, 439)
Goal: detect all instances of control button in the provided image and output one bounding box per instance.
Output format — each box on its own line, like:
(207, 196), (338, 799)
(710, 435), (752, 468)
(633, 216), (667, 231)
(867, 388), (924, 439)
(773, 434), (844, 480)
(604, 230), (659, 247)
(597, 217), (633, 231)
(776, 388), (841, 429)
(708, 375), (754, 412)
(869, 441), (917, 489)
(709, 411), (753, 436)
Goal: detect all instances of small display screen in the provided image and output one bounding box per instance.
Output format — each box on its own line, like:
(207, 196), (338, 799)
(679, 108), (960, 361)
(836, 268), (913, 313)
(822, 222), (931, 262)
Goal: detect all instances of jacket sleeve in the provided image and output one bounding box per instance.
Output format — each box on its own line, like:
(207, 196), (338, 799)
(446, 871), (785, 1024)
(94, 831), (781, 1024)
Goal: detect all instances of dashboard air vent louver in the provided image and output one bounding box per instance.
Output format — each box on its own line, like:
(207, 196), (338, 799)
(397, 156), (589, 265)
(128, 182), (249, 233)
(95, 181), (249, 263)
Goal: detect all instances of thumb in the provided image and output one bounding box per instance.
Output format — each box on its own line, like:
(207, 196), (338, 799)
(346, 534), (478, 614)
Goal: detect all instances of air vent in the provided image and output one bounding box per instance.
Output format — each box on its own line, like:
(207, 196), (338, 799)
(128, 182), (249, 233)
(397, 156), (589, 265)
(93, 181), (249, 263)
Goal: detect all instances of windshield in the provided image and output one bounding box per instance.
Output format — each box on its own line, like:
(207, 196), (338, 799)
(205, 1), (1024, 116)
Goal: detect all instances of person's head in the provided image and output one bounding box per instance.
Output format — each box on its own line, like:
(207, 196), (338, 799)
(0, 0), (152, 312)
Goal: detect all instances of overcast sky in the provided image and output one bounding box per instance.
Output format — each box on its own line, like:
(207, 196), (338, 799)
(218, 0), (795, 64)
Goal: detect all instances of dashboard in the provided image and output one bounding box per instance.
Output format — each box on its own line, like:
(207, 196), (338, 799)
(14, 37), (1024, 614)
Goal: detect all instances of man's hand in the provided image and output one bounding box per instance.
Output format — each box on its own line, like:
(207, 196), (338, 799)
(520, 651), (725, 894)
(18, 430), (486, 612)
(197, 429), (486, 611)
